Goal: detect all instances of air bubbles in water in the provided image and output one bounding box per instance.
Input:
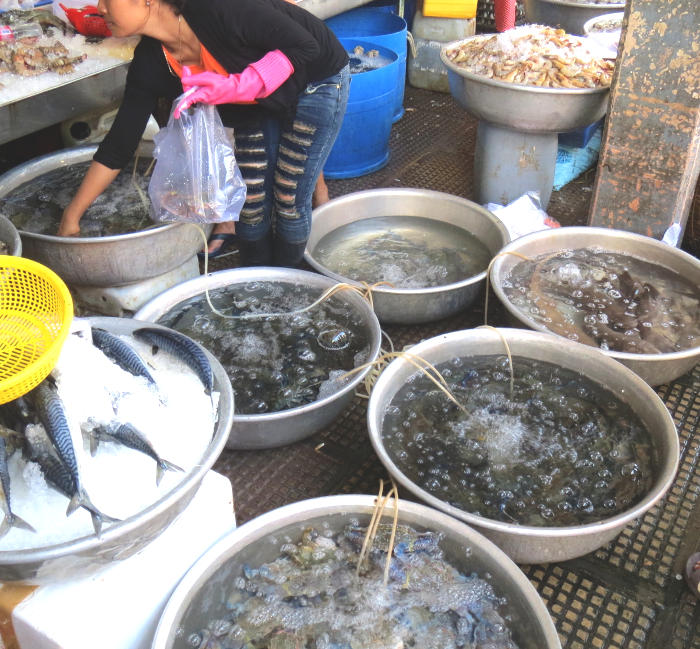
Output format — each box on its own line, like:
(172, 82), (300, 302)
(317, 328), (350, 350)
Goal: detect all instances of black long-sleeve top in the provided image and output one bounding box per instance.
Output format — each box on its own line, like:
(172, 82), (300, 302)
(94, 0), (348, 170)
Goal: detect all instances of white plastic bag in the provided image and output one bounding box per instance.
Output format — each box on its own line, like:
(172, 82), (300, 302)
(485, 192), (560, 241)
(148, 93), (246, 224)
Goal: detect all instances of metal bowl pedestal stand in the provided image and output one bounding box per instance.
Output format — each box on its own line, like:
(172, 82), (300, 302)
(72, 255), (200, 317)
(441, 41), (610, 208)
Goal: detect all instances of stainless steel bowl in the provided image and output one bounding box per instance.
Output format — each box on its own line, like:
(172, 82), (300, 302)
(440, 36), (610, 133)
(135, 267), (382, 450)
(0, 145), (211, 287)
(151, 495), (562, 649)
(583, 11), (624, 53)
(0, 317), (234, 584)
(490, 226), (700, 386)
(367, 328), (679, 564)
(0, 214), (21, 256)
(583, 10), (624, 35)
(524, 0), (625, 35)
(304, 188), (510, 325)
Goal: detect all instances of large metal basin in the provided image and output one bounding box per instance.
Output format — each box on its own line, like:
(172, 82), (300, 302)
(367, 328), (679, 564)
(151, 495), (562, 649)
(524, 0), (625, 35)
(135, 268), (382, 450)
(304, 188), (510, 324)
(0, 146), (211, 287)
(0, 214), (21, 256)
(584, 11), (624, 54)
(0, 316), (234, 584)
(440, 36), (610, 133)
(490, 227), (700, 386)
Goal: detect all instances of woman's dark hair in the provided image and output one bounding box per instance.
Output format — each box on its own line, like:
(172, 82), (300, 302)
(160, 0), (188, 14)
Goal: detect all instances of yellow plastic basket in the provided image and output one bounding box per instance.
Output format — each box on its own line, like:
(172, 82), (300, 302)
(0, 256), (74, 405)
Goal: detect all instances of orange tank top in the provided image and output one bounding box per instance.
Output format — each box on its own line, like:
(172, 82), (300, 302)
(163, 45), (256, 104)
(162, 44), (227, 77)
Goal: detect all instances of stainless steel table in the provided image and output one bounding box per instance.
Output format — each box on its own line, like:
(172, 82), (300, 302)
(0, 0), (373, 145)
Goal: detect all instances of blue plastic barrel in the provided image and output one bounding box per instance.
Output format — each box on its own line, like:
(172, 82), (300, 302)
(324, 39), (398, 179)
(365, 0), (417, 28)
(326, 8), (407, 123)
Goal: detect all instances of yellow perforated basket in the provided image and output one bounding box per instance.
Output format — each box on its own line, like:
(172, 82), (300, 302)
(0, 256), (73, 405)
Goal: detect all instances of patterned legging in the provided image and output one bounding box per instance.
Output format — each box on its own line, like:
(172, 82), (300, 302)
(233, 64), (350, 246)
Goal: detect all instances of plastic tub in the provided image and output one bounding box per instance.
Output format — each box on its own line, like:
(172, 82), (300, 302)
(324, 39), (398, 179)
(326, 8), (407, 122)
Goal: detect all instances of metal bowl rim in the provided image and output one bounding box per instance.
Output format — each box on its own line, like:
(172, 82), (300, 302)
(367, 327), (680, 538)
(304, 187), (509, 296)
(440, 35), (612, 95)
(134, 267), (382, 421)
(489, 226), (700, 362)
(152, 494), (561, 649)
(0, 317), (234, 566)
(0, 214), (22, 255)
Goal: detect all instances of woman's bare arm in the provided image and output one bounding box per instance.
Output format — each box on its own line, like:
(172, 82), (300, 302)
(58, 160), (121, 236)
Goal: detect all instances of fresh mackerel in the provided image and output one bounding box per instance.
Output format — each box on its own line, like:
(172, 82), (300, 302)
(30, 381), (92, 515)
(91, 422), (183, 486)
(24, 424), (118, 537)
(91, 327), (156, 385)
(0, 436), (35, 537)
(133, 327), (213, 395)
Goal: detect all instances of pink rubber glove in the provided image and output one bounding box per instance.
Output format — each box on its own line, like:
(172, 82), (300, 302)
(174, 50), (294, 118)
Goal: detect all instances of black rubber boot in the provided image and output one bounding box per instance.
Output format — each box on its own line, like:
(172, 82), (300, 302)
(273, 237), (307, 268)
(238, 232), (273, 267)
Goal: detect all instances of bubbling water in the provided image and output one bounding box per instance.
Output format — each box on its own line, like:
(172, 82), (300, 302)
(382, 355), (655, 526)
(502, 248), (700, 354)
(186, 524), (520, 649)
(1, 158), (155, 237)
(313, 215), (492, 289)
(156, 282), (373, 414)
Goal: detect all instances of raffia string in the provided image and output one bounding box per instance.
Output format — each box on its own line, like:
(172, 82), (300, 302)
(477, 325), (515, 398)
(344, 350), (469, 415)
(356, 479), (400, 586)
(187, 224), (393, 321)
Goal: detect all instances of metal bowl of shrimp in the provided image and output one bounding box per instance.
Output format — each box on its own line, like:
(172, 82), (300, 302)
(489, 226), (700, 385)
(135, 267), (382, 449)
(0, 145), (211, 287)
(0, 214), (21, 256)
(151, 495), (562, 649)
(366, 328), (679, 564)
(0, 317), (234, 584)
(440, 29), (612, 133)
(304, 188), (510, 325)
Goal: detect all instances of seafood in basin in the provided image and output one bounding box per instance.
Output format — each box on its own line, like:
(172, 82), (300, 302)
(312, 215), (492, 289)
(187, 523), (521, 649)
(501, 248), (700, 354)
(444, 25), (615, 88)
(0, 325), (216, 550)
(381, 355), (655, 526)
(1, 157), (154, 237)
(155, 281), (373, 415)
